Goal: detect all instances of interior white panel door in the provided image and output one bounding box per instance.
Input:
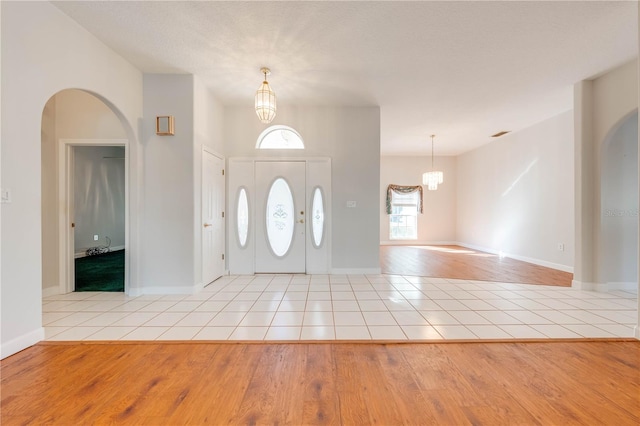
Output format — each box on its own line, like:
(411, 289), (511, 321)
(255, 161), (306, 273)
(202, 150), (225, 284)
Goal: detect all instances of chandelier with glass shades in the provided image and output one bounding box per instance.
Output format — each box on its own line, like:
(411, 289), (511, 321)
(422, 134), (443, 190)
(255, 67), (276, 124)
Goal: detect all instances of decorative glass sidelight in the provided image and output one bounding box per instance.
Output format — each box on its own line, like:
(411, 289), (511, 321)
(237, 188), (249, 248)
(311, 187), (325, 247)
(266, 178), (295, 257)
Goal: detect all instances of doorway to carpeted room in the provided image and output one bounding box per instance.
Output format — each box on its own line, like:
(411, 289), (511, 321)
(75, 250), (124, 292)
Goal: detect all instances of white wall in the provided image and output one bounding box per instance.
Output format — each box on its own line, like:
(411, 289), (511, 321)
(73, 146), (126, 253)
(1, 1), (143, 358)
(224, 106), (380, 272)
(380, 156), (456, 244)
(140, 74), (196, 293)
(457, 110), (574, 272)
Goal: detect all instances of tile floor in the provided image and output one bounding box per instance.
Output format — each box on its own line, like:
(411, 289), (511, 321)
(43, 274), (638, 341)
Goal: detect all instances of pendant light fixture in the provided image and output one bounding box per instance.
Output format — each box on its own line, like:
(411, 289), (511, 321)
(255, 67), (276, 124)
(422, 134), (443, 190)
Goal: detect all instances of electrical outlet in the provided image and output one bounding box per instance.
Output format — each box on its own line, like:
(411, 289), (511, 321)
(557, 243), (564, 251)
(94, 235), (99, 241)
(347, 201), (357, 208)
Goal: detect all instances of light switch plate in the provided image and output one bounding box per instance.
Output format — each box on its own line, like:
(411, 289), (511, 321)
(1, 188), (11, 204)
(347, 201), (357, 208)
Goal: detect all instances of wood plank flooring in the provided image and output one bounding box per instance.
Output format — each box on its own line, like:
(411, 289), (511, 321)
(2, 341), (639, 425)
(381, 245), (573, 286)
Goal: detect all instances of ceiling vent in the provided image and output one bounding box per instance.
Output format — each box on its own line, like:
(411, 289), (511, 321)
(491, 131), (510, 138)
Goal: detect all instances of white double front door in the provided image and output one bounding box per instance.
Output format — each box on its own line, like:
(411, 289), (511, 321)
(228, 158), (330, 275)
(255, 161), (306, 273)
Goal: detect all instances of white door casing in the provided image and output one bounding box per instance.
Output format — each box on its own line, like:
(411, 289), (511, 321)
(58, 139), (129, 294)
(255, 161), (306, 273)
(202, 149), (225, 284)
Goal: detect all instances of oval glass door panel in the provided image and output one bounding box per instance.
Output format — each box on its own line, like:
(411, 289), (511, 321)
(266, 178), (295, 257)
(311, 187), (325, 247)
(237, 188), (249, 248)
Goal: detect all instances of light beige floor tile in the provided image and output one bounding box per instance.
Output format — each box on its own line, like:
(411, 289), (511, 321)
(331, 291), (357, 300)
(209, 312), (246, 327)
(301, 326), (336, 340)
(80, 311), (131, 327)
(174, 312), (215, 327)
(466, 325), (512, 339)
(530, 324), (582, 338)
(562, 324), (616, 338)
(166, 301), (204, 312)
(48, 312), (101, 327)
(278, 300), (307, 312)
(85, 327), (136, 340)
(391, 310), (429, 326)
(229, 327), (268, 340)
(239, 312), (275, 327)
(265, 326), (301, 340)
(158, 327), (202, 340)
(358, 300), (389, 311)
(303, 311), (334, 326)
(420, 310), (459, 325)
(111, 312), (159, 327)
(449, 311), (492, 325)
(368, 325), (407, 340)
(195, 301), (229, 312)
(499, 325), (546, 339)
(138, 301), (178, 312)
(477, 311), (523, 325)
(433, 325), (478, 340)
(45, 326), (70, 339)
(250, 301), (282, 312)
(194, 327), (235, 340)
(334, 311), (366, 326)
(363, 311), (397, 326)
(143, 312), (188, 327)
(271, 311), (304, 326)
(401, 325), (443, 340)
(48, 326), (104, 341)
(335, 326), (371, 340)
(333, 300), (361, 311)
(306, 300), (332, 311)
(121, 327), (170, 340)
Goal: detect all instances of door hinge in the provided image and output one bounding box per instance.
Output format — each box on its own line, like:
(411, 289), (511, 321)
(221, 254), (225, 260)
(222, 211), (225, 218)
(222, 169), (225, 176)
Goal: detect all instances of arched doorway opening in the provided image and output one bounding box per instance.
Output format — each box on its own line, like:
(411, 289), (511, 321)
(41, 89), (131, 296)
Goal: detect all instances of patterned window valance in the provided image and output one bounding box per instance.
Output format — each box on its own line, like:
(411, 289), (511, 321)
(386, 184), (423, 214)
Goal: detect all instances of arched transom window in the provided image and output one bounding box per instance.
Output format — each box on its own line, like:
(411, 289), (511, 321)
(256, 125), (305, 149)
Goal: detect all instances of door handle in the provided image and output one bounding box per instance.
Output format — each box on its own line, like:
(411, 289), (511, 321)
(298, 219), (304, 224)
(204, 223), (212, 228)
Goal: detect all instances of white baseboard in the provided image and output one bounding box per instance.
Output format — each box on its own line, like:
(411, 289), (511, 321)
(380, 240), (457, 246)
(330, 268), (381, 275)
(606, 282), (638, 292)
(128, 285), (200, 297)
(42, 286), (60, 297)
(572, 280), (597, 290)
(572, 280), (638, 292)
(634, 325), (639, 340)
(75, 245), (125, 259)
(456, 242), (574, 274)
(1, 327), (44, 360)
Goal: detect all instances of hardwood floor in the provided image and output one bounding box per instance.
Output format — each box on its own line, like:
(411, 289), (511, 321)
(381, 245), (573, 286)
(2, 341), (639, 425)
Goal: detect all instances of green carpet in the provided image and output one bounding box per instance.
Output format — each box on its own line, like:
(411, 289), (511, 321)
(75, 250), (124, 292)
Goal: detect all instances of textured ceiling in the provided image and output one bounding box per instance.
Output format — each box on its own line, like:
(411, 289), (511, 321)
(53, 1), (638, 155)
